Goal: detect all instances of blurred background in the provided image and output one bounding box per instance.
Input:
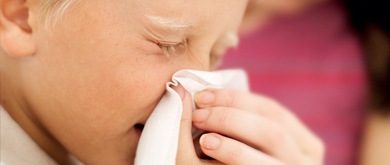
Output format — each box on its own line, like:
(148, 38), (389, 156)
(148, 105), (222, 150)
(219, 0), (389, 164)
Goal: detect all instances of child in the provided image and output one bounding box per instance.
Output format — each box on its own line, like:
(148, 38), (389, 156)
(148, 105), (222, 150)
(0, 0), (248, 164)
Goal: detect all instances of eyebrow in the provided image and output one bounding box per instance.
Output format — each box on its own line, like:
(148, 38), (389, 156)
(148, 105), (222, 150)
(145, 15), (194, 31)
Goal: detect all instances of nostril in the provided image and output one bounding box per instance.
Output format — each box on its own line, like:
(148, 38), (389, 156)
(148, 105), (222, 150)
(135, 124), (144, 137)
(135, 124), (144, 130)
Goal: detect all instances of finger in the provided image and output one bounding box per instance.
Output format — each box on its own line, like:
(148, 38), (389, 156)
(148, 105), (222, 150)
(193, 107), (303, 164)
(195, 89), (294, 123)
(172, 85), (198, 164)
(195, 89), (324, 159)
(200, 133), (283, 165)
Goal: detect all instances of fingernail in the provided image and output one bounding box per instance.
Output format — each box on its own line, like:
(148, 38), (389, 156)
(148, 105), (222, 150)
(200, 134), (220, 150)
(172, 85), (185, 99)
(196, 91), (214, 105)
(193, 109), (210, 123)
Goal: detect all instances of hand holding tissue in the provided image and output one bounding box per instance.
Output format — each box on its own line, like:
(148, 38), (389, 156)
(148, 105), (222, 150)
(135, 69), (249, 165)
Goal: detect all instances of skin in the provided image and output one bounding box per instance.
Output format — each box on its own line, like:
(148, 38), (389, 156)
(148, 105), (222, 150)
(1, 0), (327, 164)
(359, 113), (390, 165)
(174, 85), (324, 165)
(1, 0), (248, 164)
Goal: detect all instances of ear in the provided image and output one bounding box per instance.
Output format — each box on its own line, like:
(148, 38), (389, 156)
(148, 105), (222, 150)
(0, 0), (36, 57)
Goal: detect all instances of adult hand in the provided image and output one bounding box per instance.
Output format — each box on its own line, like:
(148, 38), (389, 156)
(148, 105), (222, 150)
(173, 85), (325, 165)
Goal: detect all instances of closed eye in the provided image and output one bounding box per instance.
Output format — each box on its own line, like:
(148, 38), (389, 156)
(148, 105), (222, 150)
(157, 39), (187, 57)
(158, 43), (180, 56)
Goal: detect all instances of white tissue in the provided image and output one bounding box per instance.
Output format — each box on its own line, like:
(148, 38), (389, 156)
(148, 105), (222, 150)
(135, 69), (249, 165)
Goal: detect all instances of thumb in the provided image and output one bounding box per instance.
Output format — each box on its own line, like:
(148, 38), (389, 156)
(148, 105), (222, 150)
(172, 84), (198, 164)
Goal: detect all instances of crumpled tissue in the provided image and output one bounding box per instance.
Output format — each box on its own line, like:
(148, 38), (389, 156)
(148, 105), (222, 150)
(135, 69), (249, 165)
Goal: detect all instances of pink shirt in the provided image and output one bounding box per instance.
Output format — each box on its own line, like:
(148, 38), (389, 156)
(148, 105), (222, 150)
(220, 1), (367, 164)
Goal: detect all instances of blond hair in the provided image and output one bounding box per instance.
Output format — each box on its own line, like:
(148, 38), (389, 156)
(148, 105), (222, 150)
(40, 0), (80, 29)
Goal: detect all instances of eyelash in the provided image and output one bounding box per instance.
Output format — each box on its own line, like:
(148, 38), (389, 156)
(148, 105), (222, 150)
(157, 39), (187, 57)
(158, 43), (180, 57)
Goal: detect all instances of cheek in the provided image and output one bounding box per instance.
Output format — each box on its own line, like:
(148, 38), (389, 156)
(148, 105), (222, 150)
(32, 25), (175, 138)
(23, 1), (213, 162)
(30, 0), (210, 140)
(57, 47), (172, 133)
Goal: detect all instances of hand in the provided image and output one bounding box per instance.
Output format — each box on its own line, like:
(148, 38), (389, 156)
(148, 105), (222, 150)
(190, 88), (324, 165)
(174, 85), (230, 165)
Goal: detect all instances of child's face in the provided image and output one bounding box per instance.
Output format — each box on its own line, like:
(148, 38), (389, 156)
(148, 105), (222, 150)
(22, 0), (247, 164)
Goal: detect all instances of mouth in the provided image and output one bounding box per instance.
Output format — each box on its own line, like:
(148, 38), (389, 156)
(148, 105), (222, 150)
(134, 124), (144, 138)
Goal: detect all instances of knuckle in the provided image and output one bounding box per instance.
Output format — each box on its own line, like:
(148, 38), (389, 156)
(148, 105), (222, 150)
(227, 91), (238, 107)
(317, 138), (326, 153)
(218, 107), (234, 128)
(311, 137), (326, 160)
(301, 135), (325, 164)
(259, 99), (288, 122)
(268, 108), (284, 120)
(220, 89), (238, 107)
(226, 142), (243, 161)
(180, 113), (191, 124)
(263, 123), (290, 149)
